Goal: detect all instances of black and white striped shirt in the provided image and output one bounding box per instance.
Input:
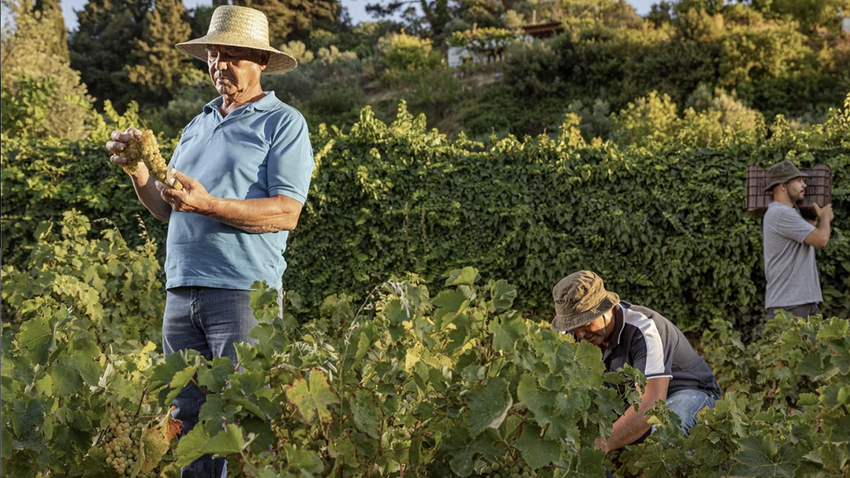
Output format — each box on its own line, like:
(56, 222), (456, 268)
(602, 301), (721, 399)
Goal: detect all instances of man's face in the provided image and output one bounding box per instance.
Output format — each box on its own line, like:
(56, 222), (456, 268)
(569, 311), (612, 347)
(785, 177), (807, 203)
(207, 45), (268, 98)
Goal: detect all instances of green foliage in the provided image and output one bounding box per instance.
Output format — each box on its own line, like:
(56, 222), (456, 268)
(280, 40), (316, 64)
(286, 102), (849, 332)
(614, 311), (850, 477)
(126, 0), (194, 104)
(494, 11), (848, 130)
(69, 0), (154, 109)
(1, 0), (95, 140)
(3, 101), (848, 335)
(0, 123), (173, 266)
(3, 239), (849, 476)
(235, 0), (341, 45)
(1, 210), (165, 343)
(0, 286), (168, 477)
(379, 31), (442, 72)
(0, 76), (56, 137)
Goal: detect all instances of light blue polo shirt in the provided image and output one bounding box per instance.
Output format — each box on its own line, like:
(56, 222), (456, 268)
(164, 91), (314, 290)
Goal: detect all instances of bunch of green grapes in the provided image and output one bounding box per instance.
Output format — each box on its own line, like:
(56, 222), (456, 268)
(125, 129), (183, 190)
(102, 407), (143, 476)
(478, 453), (537, 478)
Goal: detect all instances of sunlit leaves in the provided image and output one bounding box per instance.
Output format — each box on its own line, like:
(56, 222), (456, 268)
(285, 369), (338, 424)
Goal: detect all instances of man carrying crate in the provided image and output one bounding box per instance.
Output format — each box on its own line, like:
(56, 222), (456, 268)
(763, 160), (834, 322)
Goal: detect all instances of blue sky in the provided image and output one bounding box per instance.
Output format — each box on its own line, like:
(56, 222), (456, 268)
(59, 0), (659, 32)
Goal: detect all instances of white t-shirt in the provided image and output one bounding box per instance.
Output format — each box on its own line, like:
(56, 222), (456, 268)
(763, 202), (822, 308)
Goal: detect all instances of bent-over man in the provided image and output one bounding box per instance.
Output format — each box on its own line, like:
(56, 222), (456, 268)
(105, 6), (314, 477)
(551, 271), (721, 453)
(763, 160), (833, 322)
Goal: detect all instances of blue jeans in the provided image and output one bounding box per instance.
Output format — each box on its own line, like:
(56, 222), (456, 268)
(662, 388), (716, 436)
(163, 287), (259, 478)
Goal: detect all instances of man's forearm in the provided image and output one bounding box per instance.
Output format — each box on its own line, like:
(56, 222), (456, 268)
(131, 171), (172, 221)
(203, 196), (302, 233)
(816, 218), (832, 244)
(605, 404), (653, 451)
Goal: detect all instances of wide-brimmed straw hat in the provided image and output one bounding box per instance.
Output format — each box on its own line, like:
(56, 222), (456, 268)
(176, 5), (296, 75)
(551, 271), (620, 331)
(764, 160), (808, 192)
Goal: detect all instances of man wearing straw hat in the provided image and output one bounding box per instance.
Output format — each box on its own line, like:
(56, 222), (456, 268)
(551, 271), (721, 454)
(105, 5), (313, 476)
(762, 160), (834, 323)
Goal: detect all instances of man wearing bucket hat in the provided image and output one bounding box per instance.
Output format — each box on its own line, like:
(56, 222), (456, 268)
(105, 6), (313, 477)
(763, 160), (833, 323)
(552, 271), (721, 453)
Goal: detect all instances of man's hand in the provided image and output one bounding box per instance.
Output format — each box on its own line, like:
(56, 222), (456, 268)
(106, 128), (147, 176)
(159, 170), (215, 214)
(594, 437), (610, 454)
(813, 203), (834, 223)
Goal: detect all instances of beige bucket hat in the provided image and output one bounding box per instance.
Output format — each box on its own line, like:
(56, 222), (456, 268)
(551, 271), (620, 331)
(176, 5), (296, 75)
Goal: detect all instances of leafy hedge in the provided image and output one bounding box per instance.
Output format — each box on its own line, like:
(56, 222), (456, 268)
(291, 103), (849, 331)
(2, 102), (848, 333)
(3, 215), (850, 477)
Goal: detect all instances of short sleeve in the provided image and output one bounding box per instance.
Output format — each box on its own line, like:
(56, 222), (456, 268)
(774, 208), (816, 244)
(629, 323), (671, 380)
(266, 113), (314, 204)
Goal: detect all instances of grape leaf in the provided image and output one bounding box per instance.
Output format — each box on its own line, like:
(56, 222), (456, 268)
(444, 267), (479, 286)
(174, 426), (210, 467)
(197, 357), (235, 393)
(490, 311), (525, 352)
(18, 314), (58, 366)
(490, 279), (517, 311)
(439, 426), (496, 477)
(285, 369), (338, 424)
(515, 425), (561, 469)
(353, 390), (383, 439)
(467, 377), (512, 436)
(730, 436), (803, 477)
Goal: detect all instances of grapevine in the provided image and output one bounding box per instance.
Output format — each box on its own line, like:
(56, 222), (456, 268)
(125, 129), (183, 190)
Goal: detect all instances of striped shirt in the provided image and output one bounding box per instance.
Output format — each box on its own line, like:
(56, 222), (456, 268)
(602, 301), (721, 399)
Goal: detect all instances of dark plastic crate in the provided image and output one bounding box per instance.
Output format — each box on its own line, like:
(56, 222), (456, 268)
(746, 164), (832, 219)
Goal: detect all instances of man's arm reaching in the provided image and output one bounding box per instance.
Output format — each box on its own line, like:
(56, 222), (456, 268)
(595, 377), (671, 453)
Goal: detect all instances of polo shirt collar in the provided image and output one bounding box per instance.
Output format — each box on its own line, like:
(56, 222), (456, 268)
(202, 91), (279, 115)
(602, 301), (628, 361)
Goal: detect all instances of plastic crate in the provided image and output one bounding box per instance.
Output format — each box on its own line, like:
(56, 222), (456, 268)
(746, 164), (832, 219)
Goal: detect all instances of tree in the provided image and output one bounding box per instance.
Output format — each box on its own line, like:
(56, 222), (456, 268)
(32, 0), (69, 59)
(126, 0), (194, 105)
(234, 0), (342, 46)
(746, 0), (850, 32)
(1, 0), (94, 139)
(69, 0), (153, 109)
(366, 0), (452, 42)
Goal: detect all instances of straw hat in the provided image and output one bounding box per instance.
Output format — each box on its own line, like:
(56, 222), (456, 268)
(176, 5), (296, 75)
(551, 271), (620, 331)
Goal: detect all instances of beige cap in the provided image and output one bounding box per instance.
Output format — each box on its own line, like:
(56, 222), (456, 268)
(551, 271), (620, 331)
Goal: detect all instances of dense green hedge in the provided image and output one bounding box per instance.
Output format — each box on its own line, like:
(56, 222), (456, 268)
(2, 103), (848, 333)
(290, 103), (849, 332)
